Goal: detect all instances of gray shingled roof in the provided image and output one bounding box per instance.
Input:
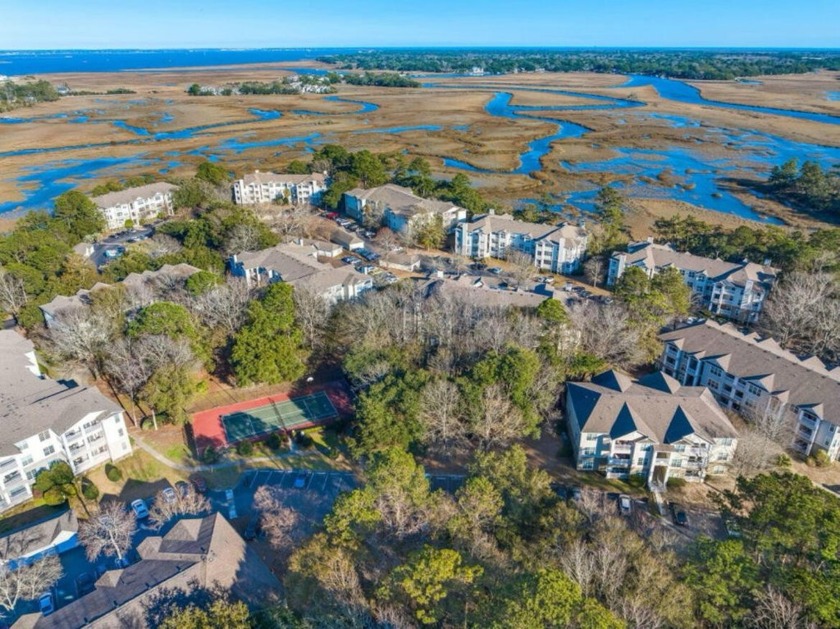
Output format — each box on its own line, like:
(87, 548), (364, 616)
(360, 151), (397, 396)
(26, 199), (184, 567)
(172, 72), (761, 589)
(0, 330), (121, 456)
(459, 213), (561, 239)
(567, 369), (737, 445)
(346, 184), (461, 218)
(418, 276), (547, 309)
(92, 182), (177, 209)
(614, 241), (777, 286)
(660, 320), (840, 422)
(15, 513), (281, 628)
(0, 510), (78, 563)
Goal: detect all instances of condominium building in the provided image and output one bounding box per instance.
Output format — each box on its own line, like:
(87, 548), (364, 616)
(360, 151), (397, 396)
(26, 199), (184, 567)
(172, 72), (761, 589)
(565, 370), (738, 485)
(343, 184), (467, 236)
(232, 171), (327, 205)
(230, 243), (373, 303)
(0, 331), (132, 513)
(659, 320), (840, 460)
(92, 182), (177, 230)
(607, 239), (778, 323)
(454, 212), (588, 274)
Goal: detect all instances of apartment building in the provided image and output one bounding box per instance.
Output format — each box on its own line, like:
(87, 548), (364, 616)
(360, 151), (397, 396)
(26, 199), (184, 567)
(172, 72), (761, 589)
(607, 239), (778, 323)
(454, 212), (588, 274)
(0, 331), (132, 513)
(92, 182), (177, 230)
(230, 243), (373, 303)
(343, 184), (467, 236)
(659, 319), (840, 460)
(232, 171), (327, 205)
(565, 370), (738, 485)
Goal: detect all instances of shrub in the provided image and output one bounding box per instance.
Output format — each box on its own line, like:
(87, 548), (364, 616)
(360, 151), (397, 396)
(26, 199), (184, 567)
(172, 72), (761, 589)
(81, 477), (99, 501)
(775, 453), (792, 468)
(627, 474), (646, 489)
(140, 418), (155, 431)
(666, 477), (687, 490)
(265, 433), (282, 450)
(236, 440), (254, 456)
(202, 446), (220, 464)
(814, 450), (831, 467)
(295, 432), (314, 449)
(105, 464), (122, 482)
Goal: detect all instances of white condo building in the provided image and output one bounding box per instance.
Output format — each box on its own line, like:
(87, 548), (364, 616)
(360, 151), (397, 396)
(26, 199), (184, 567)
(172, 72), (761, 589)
(566, 370), (738, 485)
(454, 212), (588, 274)
(343, 184), (467, 236)
(92, 182), (177, 230)
(232, 171), (327, 206)
(607, 239), (777, 323)
(659, 320), (840, 461)
(0, 331), (132, 512)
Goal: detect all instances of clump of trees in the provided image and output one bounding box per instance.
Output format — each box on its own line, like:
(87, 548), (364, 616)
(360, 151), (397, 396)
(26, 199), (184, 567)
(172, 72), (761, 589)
(342, 71), (420, 88)
(768, 158), (840, 215)
(0, 79), (59, 112)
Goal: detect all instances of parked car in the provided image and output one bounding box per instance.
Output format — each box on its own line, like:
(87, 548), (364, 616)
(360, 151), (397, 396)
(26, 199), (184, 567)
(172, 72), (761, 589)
(488, 267), (502, 275)
(75, 572), (95, 597)
(670, 502), (689, 526)
(130, 499), (149, 519)
(175, 480), (191, 498)
(358, 249), (380, 261)
(550, 483), (568, 499)
(39, 592), (54, 616)
(359, 265), (376, 275)
(341, 256), (358, 265)
(618, 494), (632, 516)
(191, 476), (207, 493)
(161, 487), (177, 504)
(570, 486), (582, 502)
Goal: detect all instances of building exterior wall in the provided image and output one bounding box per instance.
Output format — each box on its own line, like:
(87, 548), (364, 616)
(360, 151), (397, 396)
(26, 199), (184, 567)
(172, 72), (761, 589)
(658, 341), (840, 460)
(232, 177), (326, 206)
(99, 191), (174, 230)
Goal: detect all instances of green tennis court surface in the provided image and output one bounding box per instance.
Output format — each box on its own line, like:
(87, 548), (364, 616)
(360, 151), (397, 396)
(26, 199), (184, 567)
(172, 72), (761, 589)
(221, 391), (337, 443)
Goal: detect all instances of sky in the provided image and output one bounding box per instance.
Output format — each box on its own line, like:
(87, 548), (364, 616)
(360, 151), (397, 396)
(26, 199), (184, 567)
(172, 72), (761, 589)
(1, 0), (839, 49)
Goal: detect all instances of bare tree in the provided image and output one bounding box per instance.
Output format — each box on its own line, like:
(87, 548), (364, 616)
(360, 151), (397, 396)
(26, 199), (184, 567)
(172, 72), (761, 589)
(749, 586), (816, 629)
(559, 539), (596, 597)
(293, 286), (330, 349)
(190, 279), (252, 335)
(79, 501), (137, 565)
(0, 271), (28, 320)
(49, 307), (116, 378)
(569, 300), (646, 369)
(583, 256), (606, 288)
(224, 223), (265, 256)
(146, 233), (183, 258)
(418, 379), (468, 455)
(105, 338), (151, 426)
(268, 205), (314, 239)
(470, 383), (526, 451)
(0, 555), (63, 613)
(148, 487), (210, 529)
(253, 486), (300, 550)
(762, 271), (840, 362)
(731, 430), (783, 477)
(505, 249), (535, 289)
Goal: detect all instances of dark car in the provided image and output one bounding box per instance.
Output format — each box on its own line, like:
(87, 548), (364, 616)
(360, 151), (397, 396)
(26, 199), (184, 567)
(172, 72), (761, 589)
(175, 480), (191, 498)
(191, 476), (208, 494)
(550, 483), (568, 500)
(244, 517), (261, 541)
(75, 572), (96, 597)
(671, 502), (689, 526)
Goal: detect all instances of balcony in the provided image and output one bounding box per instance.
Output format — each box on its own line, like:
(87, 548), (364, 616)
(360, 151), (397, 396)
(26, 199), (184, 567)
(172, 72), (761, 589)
(607, 457), (632, 468)
(611, 445), (632, 454)
(0, 458), (18, 472)
(797, 429), (816, 443)
(799, 415), (818, 430)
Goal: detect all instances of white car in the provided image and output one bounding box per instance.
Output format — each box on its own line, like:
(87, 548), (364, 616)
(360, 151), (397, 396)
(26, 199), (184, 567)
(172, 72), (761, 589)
(618, 494), (632, 516)
(161, 487), (177, 504)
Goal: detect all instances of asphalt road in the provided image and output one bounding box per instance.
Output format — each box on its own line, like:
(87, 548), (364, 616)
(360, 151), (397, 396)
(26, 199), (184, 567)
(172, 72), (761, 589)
(91, 226), (155, 269)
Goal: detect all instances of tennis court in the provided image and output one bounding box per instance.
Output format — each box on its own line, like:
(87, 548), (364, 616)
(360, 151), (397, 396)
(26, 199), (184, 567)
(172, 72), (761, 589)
(220, 391), (337, 443)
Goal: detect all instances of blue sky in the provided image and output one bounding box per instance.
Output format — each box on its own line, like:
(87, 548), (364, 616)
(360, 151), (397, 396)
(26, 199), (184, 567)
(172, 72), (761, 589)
(2, 0), (839, 49)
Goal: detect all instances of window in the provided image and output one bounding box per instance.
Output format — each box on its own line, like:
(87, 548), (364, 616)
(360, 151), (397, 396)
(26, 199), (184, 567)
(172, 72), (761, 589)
(21, 456), (33, 467)
(118, 429), (125, 438)
(38, 431), (50, 442)
(43, 446), (55, 457)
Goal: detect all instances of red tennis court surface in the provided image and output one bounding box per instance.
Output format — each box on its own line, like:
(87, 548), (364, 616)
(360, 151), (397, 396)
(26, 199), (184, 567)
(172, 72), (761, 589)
(191, 381), (353, 452)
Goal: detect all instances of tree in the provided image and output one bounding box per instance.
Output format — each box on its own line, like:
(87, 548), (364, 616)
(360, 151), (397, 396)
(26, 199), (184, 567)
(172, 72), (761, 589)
(380, 546), (482, 625)
(417, 378), (468, 455)
(489, 568), (588, 629)
(34, 461), (90, 515)
(0, 270), (27, 319)
(141, 363), (201, 424)
(769, 158), (799, 189)
(506, 249), (535, 288)
(49, 306), (115, 378)
(583, 256), (606, 287)
(184, 270), (223, 296)
(53, 191), (105, 241)
(195, 161), (230, 187)
(148, 486), (210, 529)
(79, 500), (137, 564)
(0, 555), (62, 613)
(158, 599), (251, 629)
(568, 300), (646, 369)
(292, 286), (330, 349)
(411, 215), (445, 250)
(253, 485), (301, 550)
(189, 279), (252, 335)
(231, 283), (307, 386)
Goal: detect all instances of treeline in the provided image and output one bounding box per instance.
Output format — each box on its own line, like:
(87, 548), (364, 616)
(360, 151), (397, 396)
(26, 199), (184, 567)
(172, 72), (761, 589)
(342, 71), (420, 88)
(768, 158), (840, 216)
(0, 78), (60, 112)
(318, 49), (840, 80)
(90, 173), (158, 197)
(652, 213), (840, 273)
